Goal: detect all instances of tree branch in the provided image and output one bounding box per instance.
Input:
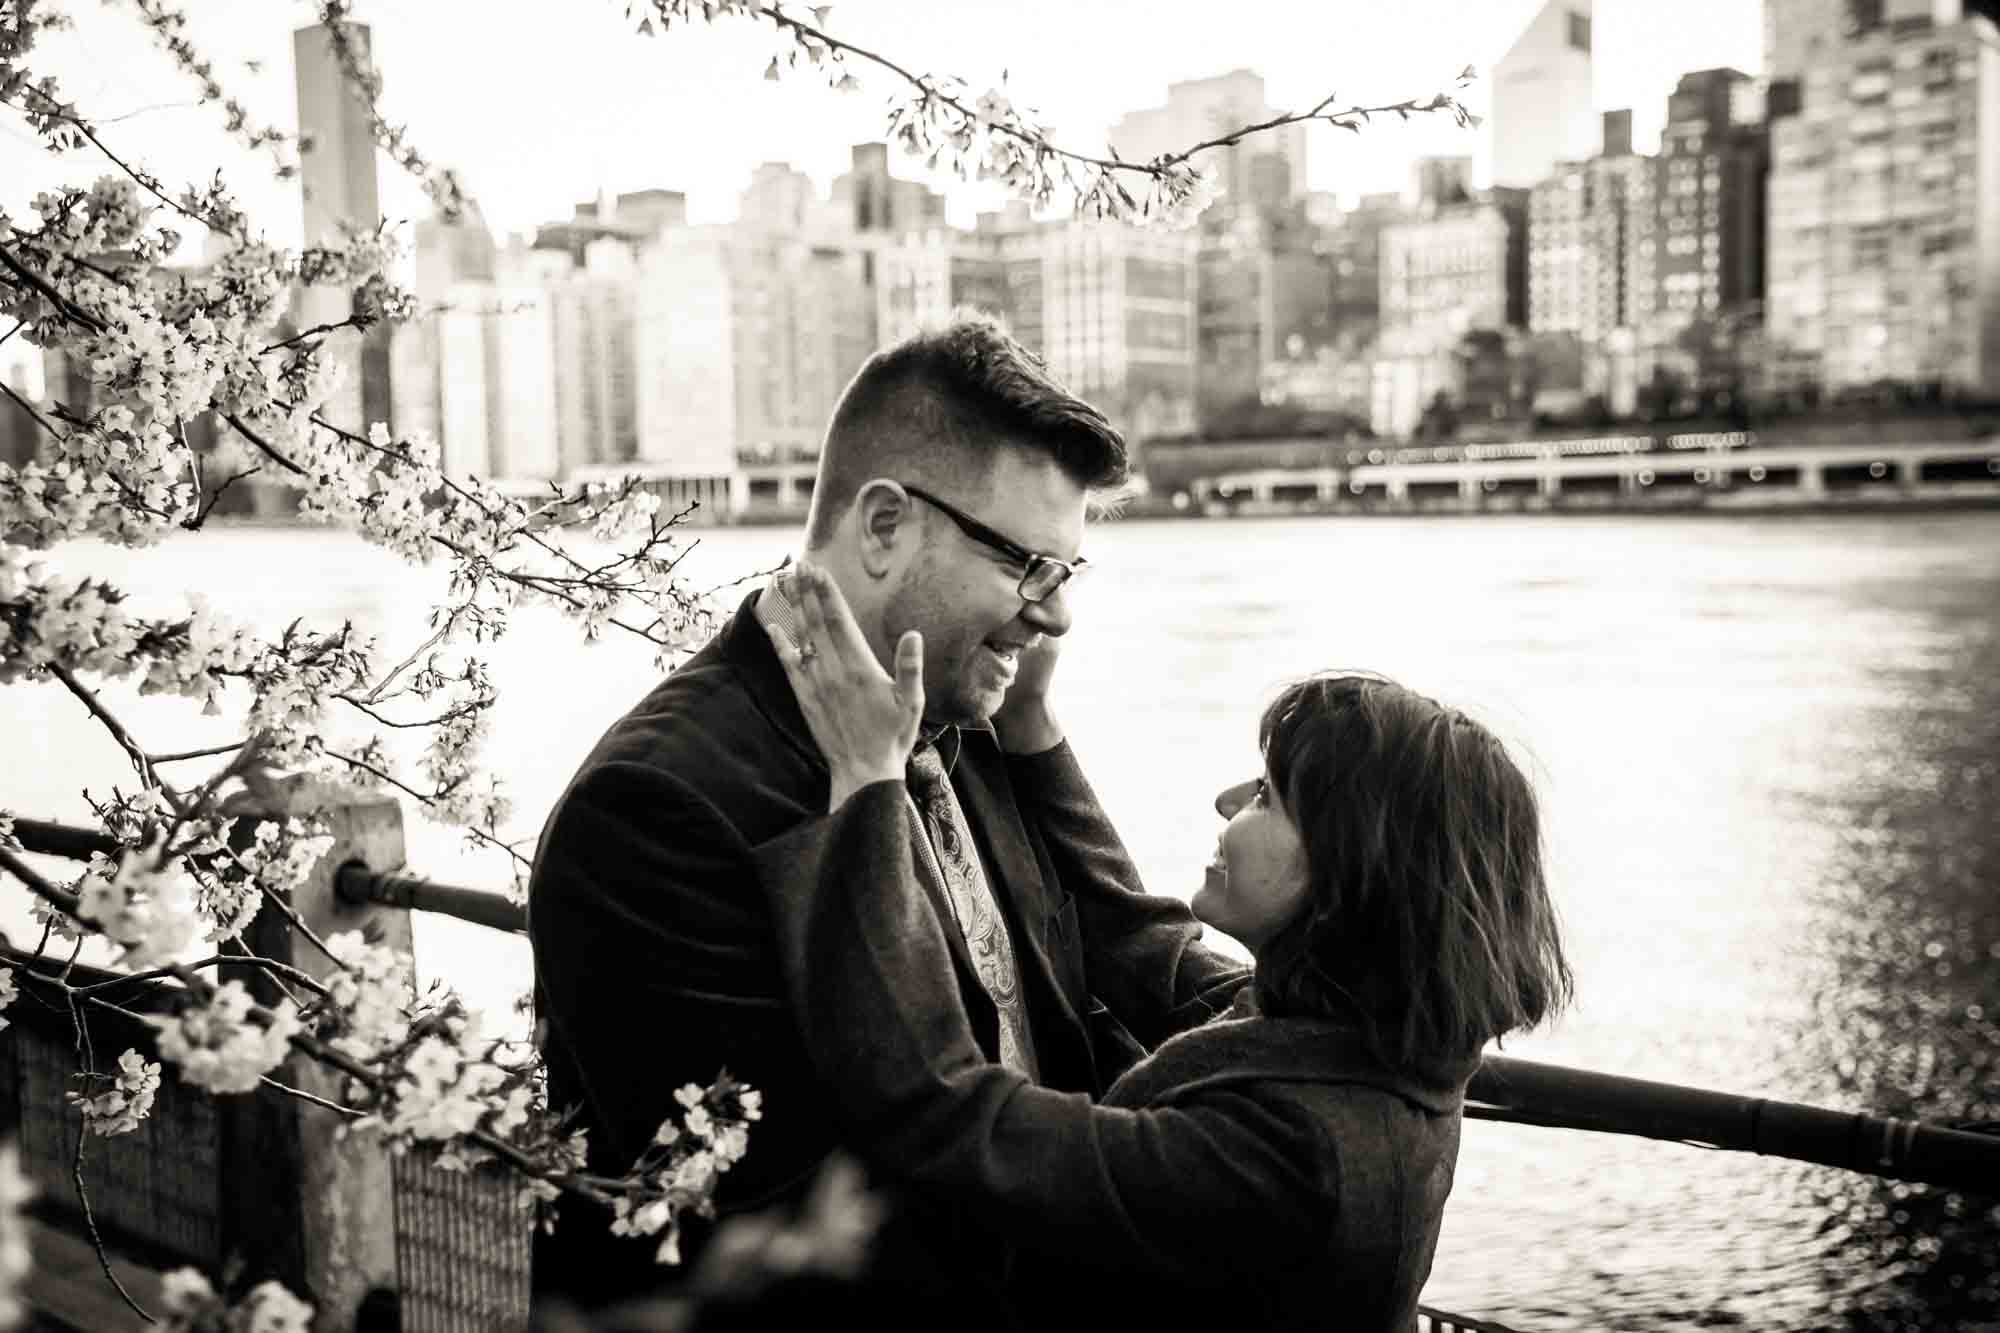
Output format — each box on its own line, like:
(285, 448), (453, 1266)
(46, 662), (162, 794)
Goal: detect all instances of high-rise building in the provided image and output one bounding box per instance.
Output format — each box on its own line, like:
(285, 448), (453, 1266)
(1195, 207), (1335, 424)
(1491, 0), (1597, 189)
(543, 240), (640, 470)
(1411, 156), (1474, 209)
(628, 228), (877, 510)
(1380, 191), (1528, 337)
(1646, 69), (1767, 350)
(534, 190), (687, 264)
(392, 213), (565, 483)
(993, 221), (1199, 444)
(1527, 132), (1651, 349)
(1766, 7), (2000, 392)
(1374, 190), (1528, 436)
(831, 143), (947, 236)
(292, 23), (389, 434)
(1767, 0), (1974, 81)
(1108, 70), (1310, 215)
(875, 230), (1010, 347)
(1324, 193), (1405, 334)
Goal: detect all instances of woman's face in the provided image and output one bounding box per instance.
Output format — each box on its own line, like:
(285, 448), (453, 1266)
(1191, 768), (1310, 955)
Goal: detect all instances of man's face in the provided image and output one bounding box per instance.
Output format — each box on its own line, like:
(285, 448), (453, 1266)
(884, 449), (1086, 726)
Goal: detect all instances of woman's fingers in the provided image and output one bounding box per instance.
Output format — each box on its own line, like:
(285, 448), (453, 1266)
(761, 616), (804, 673)
(793, 563), (830, 656)
(893, 630), (924, 719)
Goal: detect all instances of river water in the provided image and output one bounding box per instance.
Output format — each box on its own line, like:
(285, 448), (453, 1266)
(6, 512), (1999, 1330)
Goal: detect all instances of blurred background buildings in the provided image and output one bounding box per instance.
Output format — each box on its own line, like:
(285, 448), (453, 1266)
(10, 0), (1998, 512)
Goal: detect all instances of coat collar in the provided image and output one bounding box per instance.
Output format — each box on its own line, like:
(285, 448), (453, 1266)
(1106, 1015), (1479, 1117)
(720, 588), (823, 773)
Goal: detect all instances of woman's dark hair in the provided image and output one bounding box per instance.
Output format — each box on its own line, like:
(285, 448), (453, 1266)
(1252, 673), (1573, 1066)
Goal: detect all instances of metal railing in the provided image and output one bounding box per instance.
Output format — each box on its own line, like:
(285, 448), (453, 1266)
(10, 810), (2000, 1331)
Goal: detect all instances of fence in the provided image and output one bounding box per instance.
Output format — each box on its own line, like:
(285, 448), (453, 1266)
(8, 794), (2000, 1331)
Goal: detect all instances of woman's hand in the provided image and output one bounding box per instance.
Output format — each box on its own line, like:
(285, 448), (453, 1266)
(989, 635), (1064, 754)
(763, 561), (924, 811)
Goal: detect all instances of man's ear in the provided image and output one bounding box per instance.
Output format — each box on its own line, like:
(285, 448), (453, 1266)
(854, 479), (915, 580)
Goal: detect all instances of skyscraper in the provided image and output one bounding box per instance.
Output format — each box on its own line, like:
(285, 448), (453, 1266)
(293, 23), (390, 433)
(1765, 5), (2000, 392)
(1491, 0), (1597, 189)
(1109, 70), (1309, 214)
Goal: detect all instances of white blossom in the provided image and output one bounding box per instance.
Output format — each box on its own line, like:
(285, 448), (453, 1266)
(68, 1049), (162, 1138)
(148, 981), (300, 1095)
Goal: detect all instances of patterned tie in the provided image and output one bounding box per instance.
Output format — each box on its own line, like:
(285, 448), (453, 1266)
(906, 741), (1038, 1079)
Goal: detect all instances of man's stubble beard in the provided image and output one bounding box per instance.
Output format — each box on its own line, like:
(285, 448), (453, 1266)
(883, 555), (990, 727)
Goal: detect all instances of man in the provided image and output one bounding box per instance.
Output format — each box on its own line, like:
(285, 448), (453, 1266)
(528, 313), (1247, 1310)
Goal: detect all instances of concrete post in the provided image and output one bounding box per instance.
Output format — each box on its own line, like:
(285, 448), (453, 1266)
(1896, 457), (1922, 493)
(235, 775), (411, 1333)
(1799, 462), (1826, 497)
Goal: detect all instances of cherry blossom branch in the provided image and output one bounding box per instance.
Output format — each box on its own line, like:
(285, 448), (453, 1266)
(0, 376), (63, 441)
(316, 746), (532, 874)
(47, 662), (162, 794)
(120, 0), (300, 179)
(745, 3), (1473, 177)
(148, 742), (249, 765)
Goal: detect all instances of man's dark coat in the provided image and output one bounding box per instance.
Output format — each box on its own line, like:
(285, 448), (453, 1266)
(528, 591), (1248, 1306)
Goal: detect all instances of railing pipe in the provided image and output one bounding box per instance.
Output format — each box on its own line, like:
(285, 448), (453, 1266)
(333, 861), (527, 935)
(12, 815), (525, 936)
(1470, 1055), (2000, 1193)
(11, 816), (116, 861)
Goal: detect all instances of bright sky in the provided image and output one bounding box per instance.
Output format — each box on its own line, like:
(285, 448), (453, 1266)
(0, 0), (1762, 250)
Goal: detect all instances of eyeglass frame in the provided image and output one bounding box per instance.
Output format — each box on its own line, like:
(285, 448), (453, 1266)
(898, 483), (1089, 603)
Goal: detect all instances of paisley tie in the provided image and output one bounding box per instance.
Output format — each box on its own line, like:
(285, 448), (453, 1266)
(906, 741), (1037, 1079)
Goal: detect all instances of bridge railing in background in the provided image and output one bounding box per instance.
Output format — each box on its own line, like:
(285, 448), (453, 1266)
(9, 801), (2000, 1331)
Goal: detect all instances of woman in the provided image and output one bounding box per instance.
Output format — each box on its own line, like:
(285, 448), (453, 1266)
(752, 561), (1572, 1332)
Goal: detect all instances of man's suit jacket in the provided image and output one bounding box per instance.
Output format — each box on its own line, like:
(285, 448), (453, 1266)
(527, 590), (1249, 1306)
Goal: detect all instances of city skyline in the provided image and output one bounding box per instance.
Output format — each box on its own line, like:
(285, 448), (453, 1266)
(0, 1), (1760, 246)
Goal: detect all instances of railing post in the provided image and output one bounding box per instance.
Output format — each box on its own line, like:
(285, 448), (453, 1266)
(233, 775), (411, 1333)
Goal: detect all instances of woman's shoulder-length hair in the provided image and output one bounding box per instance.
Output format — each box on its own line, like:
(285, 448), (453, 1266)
(1252, 673), (1573, 1067)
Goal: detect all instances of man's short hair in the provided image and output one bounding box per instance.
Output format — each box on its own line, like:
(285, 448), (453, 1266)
(804, 311), (1128, 547)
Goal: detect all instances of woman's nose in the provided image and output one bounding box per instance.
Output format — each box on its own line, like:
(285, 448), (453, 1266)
(1214, 778), (1257, 819)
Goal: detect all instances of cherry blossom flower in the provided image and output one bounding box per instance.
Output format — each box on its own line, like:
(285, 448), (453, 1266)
(68, 1050), (162, 1138)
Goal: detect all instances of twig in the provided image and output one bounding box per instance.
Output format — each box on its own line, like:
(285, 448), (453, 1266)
(7, 85), (240, 239)
(149, 740), (249, 765)
(264, 317), (367, 353)
(61, 979), (156, 1325)
(317, 747), (532, 874)
(47, 662), (161, 794)
(208, 842), (346, 972)
(748, 4), (1470, 180)
(259, 1074), (360, 1117)
(0, 843), (86, 918)
(183, 463), (260, 532)
(0, 245), (106, 332)
(221, 413), (309, 476)
(0, 376), (65, 442)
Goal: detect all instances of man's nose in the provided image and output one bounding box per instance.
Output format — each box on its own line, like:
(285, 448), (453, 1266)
(1215, 778), (1258, 818)
(1020, 583), (1073, 637)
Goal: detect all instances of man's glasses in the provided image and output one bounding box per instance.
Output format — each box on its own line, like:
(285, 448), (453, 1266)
(900, 484), (1088, 604)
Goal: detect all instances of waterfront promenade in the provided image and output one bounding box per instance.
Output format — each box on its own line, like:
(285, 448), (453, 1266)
(1185, 436), (2000, 516)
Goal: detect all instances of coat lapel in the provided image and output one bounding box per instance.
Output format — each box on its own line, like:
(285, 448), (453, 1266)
(951, 731), (1090, 1058)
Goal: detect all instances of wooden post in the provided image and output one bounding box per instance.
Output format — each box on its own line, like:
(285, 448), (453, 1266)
(233, 775), (411, 1333)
